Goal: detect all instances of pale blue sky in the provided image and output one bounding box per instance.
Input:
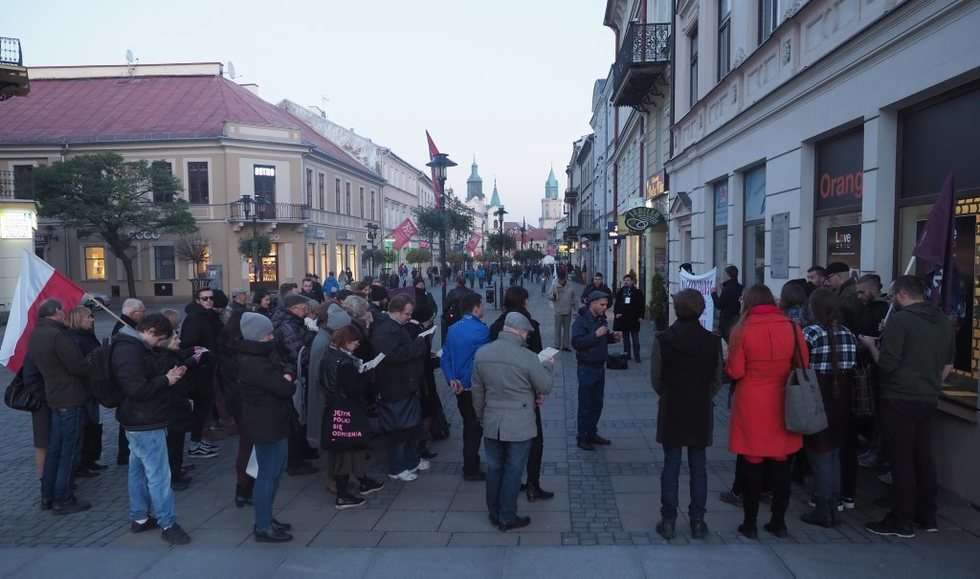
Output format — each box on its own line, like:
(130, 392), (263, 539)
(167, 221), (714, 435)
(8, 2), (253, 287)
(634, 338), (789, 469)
(6, 0), (613, 224)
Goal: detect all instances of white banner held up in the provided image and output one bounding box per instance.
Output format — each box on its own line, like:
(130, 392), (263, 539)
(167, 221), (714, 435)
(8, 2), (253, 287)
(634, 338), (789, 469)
(679, 268), (717, 331)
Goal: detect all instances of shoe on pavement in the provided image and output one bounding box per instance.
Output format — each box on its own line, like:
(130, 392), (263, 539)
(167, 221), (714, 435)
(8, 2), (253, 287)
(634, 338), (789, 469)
(187, 445), (218, 459)
(656, 518), (675, 540)
(498, 516), (532, 532)
(272, 518), (292, 532)
(719, 491), (742, 507)
(52, 496), (91, 516)
(690, 518), (709, 539)
(764, 521), (790, 538)
(419, 449), (439, 460)
(915, 518), (939, 533)
(866, 516), (915, 539)
(336, 496), (367, 510)
(577, 439), (595, 451)
(162, 523), (192, 545)
(131, 518), (158, 533)
(199, 440), (220, 451)
(358, 477), (385, 496)
(388, 470), (418, 482)
(414, 459), (431, 472)
(254, 527), (292, 543)
(841, 496), (856, 510)
(86, 462), (109, 471)
(463, 471), (487, 482)
(40, 498), (52, 511)
(525, 484), (555, 502)
(737, 523), (758, 540)
(74, 467), (100, 479)
(287, 463), (318, 476)
(590, 434), (612, 446)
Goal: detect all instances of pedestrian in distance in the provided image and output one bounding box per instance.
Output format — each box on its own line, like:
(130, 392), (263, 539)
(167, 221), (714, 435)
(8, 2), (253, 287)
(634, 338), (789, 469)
(472, 312), (553, 531)
(237, 312), (295, 543)
(29, 299), (92, 515)
(112, 313), (191, 545)
(858, 275), (954, 539)
(572, 289), (620, 451)
(580, 273), (612, 306)
(550, 274), (576, 351)
(651, 289), (722, 540)
(711, 265), (743, 343)
(613, 273), (645, 362)
(725, 285), (807, 540)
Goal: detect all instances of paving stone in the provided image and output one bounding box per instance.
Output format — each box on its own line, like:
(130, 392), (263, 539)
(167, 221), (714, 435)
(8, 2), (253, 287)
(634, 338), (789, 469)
(306, 530), (383, 548)
(378, 531), (451, 547)
(374, 510), (447, 532)
(449, 532), (519, 546)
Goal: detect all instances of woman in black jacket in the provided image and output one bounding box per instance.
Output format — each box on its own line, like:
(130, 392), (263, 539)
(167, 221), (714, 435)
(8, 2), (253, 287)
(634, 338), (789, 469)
(237, 313), (295, 543)
(158, 309), (198, 491)
(66, 306), (105, 476)
(322, 326), (385, 509)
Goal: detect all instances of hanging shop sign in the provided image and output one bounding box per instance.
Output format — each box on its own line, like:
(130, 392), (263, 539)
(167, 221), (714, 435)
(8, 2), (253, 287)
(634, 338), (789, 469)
(621, 197), (665, 233)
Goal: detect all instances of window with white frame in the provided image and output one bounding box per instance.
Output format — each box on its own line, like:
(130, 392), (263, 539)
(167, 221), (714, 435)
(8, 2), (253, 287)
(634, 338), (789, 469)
(717, 0), (731, 81)
(759, 0), (779, 43)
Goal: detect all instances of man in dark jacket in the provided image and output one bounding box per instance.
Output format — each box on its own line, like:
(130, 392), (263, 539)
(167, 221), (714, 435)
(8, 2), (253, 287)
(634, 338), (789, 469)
(859, 276), (954, 539)
(273, 294), (317, 476)
(182, 287), (222, 459)
(29, 299), (91, 514)
(371, 294), (431, 480)
(650, 289), (722, 540)
(826, 262), (862, 331)
(112, 298), (146, 336)
(112, 314), (191, 545)
(301, 278), (324, 303)
(581, 273), (613, 306)
(445, 275), (476, 328)
(613, 274), (645, 362)
(572, 290), (619, 451)
(711, 265), (743, 342)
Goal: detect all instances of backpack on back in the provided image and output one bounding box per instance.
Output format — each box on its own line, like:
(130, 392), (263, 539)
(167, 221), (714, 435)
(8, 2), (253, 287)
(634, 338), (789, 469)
(86, 338), (124, 408)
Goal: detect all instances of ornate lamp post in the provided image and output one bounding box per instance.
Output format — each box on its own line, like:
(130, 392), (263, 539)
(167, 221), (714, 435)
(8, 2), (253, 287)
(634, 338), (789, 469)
(240, 194), (265, 289)
(426, 152), (457, 341)
(608, 226), (621, 292)
(366, 222), (379, 279)
(494, 205), (507, 308)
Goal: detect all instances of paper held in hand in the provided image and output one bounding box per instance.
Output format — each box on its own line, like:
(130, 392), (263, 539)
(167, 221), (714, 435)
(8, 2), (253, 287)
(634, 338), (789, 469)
(418, 325), (437, 338)
(359, 352), (386, 374)
(538, 347), (560, 363)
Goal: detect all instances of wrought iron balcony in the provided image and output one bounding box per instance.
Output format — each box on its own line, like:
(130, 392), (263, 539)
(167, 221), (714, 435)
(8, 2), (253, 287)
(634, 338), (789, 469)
(228, 200), (310, 223)
(0, 170), (34, 201)
(0, 37), (29, 101)
(611, 22), (671, 108)
(577, 209), (600, 239)
(564, 185), (579, 203)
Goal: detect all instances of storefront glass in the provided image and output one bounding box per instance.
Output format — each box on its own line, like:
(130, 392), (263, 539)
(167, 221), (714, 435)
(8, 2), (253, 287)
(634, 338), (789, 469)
(743, 165), (766, 285)
(815, 127), (863, 270)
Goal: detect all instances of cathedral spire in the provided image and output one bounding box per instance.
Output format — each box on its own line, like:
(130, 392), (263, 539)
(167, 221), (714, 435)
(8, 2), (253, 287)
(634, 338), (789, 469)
(489, 179), (502, 208)
(545, 167), (559, 200)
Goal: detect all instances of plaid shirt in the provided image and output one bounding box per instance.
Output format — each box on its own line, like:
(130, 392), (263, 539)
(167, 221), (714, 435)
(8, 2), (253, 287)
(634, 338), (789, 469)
(803, 323), (857, 373)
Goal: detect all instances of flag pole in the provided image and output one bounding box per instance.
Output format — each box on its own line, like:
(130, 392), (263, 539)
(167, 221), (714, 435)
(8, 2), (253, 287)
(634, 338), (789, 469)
(881, 256), (917, 327)
(83, 293), (128, 328)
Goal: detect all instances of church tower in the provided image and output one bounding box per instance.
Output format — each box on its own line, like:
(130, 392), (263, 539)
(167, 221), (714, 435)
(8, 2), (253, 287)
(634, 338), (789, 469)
(466, 157), (484, 201)
(539, 167), (563, 230)
(545, 167), (559, 199)
(488, 179), (502, 213)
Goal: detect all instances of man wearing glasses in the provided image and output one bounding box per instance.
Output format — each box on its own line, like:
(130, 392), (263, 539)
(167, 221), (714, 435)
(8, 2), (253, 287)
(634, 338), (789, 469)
(181, 288), (223, 459)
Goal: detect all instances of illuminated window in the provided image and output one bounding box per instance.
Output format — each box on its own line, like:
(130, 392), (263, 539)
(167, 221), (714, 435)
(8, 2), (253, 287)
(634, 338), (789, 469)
(85, 246), (106, 280)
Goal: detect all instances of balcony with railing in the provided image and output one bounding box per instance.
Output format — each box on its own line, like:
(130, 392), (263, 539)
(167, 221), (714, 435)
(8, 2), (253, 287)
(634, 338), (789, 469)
(611, 22), (671, 108)
(0, 170), (34, 202)
(564, 185), (579, 204)
(227, 200), (310, 223)
(0, 37), (29, 101)
(577, 209), (600, 239)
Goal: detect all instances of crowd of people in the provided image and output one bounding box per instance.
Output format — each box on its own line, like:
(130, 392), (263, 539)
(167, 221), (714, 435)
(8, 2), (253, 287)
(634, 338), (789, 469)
(13, 257), (954, 545)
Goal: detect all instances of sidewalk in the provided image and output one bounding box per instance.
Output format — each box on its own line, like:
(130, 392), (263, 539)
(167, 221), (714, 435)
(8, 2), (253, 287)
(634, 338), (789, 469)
(0, 281), (978, 577)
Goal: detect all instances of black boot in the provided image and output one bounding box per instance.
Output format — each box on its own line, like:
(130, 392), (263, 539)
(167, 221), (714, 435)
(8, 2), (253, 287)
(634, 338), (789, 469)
(525, 483), (555, 502)
(739, 459), (763, 539)
(801, 498), (834, 528)
(235, 483), (253, 508)
(766, 460), (791, 537)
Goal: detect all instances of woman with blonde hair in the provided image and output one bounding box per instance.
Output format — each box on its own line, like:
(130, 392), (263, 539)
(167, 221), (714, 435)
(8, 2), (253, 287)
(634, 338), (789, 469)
(65, 306), (105, 476)
(726, 284), (808, 539)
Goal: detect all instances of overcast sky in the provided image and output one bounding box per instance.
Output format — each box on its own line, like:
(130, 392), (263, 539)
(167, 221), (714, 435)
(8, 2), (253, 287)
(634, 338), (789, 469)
(7, 0), (613, 224)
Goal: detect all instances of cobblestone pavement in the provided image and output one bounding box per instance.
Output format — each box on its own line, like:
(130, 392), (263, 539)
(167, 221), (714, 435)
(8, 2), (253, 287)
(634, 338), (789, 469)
(1, 281), (980, 577)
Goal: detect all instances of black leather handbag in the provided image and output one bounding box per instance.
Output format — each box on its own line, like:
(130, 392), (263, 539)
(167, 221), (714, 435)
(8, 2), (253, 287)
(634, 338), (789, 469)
(378, 393), (422, 433)
(606, 352), (629, 370)
(4, 369), (43, 412)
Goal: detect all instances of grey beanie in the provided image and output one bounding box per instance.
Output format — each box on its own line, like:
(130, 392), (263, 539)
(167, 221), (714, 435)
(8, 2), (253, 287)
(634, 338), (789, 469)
(240, 312), (274, 342)
(585, 289), (612, 304)
(325, 302), (352, 332)
(504, 312), (533, 333)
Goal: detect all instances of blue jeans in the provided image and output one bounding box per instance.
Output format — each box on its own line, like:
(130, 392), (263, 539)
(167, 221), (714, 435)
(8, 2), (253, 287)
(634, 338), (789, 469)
(42, 407), (85, 501)
(253, 438), (288, 531)
(661, 446), (707, 520)
(387, 436), (419, 475)
(807, 447), (841, 504)
(126, 429), (176, 529)
(484, 438), (532, 524)
(576, 365), (605, 440)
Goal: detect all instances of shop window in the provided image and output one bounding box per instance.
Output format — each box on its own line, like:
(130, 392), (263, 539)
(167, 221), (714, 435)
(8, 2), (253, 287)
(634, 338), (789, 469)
(188, 161), (209, 204)
(154, 245), (176, 280)
(85, 246), (106, 280)
(247, 243), (278, 288)
(335, 244), (345, 273)
(743, 165), (766, 285)
(347, 245), (358, 280)
(815, 214), (860, 269)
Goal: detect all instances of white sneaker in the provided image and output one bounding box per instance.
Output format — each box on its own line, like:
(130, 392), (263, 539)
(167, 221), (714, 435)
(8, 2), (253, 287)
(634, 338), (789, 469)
(414, 459), (431, 472)
(187, 445), (218, 459)
(387, 470), (418, 482)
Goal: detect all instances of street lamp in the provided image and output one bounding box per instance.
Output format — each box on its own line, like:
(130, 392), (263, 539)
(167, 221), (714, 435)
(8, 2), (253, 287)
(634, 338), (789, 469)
(519, 217), (527, 288)
(608, 226), (621, 292)
(494, 205), (507, 309)
(366, 222), (380, 279)
(240, 194), (267, 289)
(426, 152), (457, 342)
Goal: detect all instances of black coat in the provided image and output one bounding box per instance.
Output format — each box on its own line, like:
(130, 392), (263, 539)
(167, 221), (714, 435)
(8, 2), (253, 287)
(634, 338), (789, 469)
(581, 283), (613, 306)
(712, 278), (743, 339)
(370, 313), (428, 402)
(489, 308), (543, 354)
(153, 346), (196, 432)
(238, 340), (296, 444)
(181, 302), (222, 398)
(653, 319), (721, 448)
(319, 346), (371, 448)
(613, 286), (645, 332)
(112, 332), (172, 431)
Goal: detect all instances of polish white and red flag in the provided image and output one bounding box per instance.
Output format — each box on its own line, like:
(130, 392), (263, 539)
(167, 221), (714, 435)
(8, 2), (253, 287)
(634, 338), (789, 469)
(1, 251), (85, 372)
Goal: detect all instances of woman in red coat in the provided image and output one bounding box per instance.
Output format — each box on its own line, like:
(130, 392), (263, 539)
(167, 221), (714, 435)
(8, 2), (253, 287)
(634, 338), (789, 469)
(725, 284), (807, 540)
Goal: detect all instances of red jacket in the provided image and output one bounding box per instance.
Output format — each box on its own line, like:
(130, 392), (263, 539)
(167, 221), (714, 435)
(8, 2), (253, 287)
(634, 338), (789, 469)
(725, 305), (807, 458)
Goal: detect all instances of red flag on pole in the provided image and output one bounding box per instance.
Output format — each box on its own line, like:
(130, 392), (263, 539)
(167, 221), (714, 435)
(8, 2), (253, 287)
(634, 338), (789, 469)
(464, 232), (481, 253)
(426, 130), (441, 159)
(1, 251), (86, 372)
(392, 218), (418, 251)
(426, 130), (443, 207)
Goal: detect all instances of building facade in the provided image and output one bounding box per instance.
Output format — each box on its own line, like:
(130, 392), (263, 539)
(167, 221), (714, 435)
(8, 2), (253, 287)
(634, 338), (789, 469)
(666, 0), (980, 501)
(0, 63), (383, 302)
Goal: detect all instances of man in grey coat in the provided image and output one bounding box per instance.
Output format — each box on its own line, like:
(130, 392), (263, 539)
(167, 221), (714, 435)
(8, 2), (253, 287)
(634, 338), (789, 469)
(472, 312), (553, 532)
(550, 275), (577, 351)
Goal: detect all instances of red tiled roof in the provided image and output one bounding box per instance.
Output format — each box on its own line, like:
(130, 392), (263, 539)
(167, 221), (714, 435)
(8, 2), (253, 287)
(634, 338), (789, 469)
(0, 74), (372, 177)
